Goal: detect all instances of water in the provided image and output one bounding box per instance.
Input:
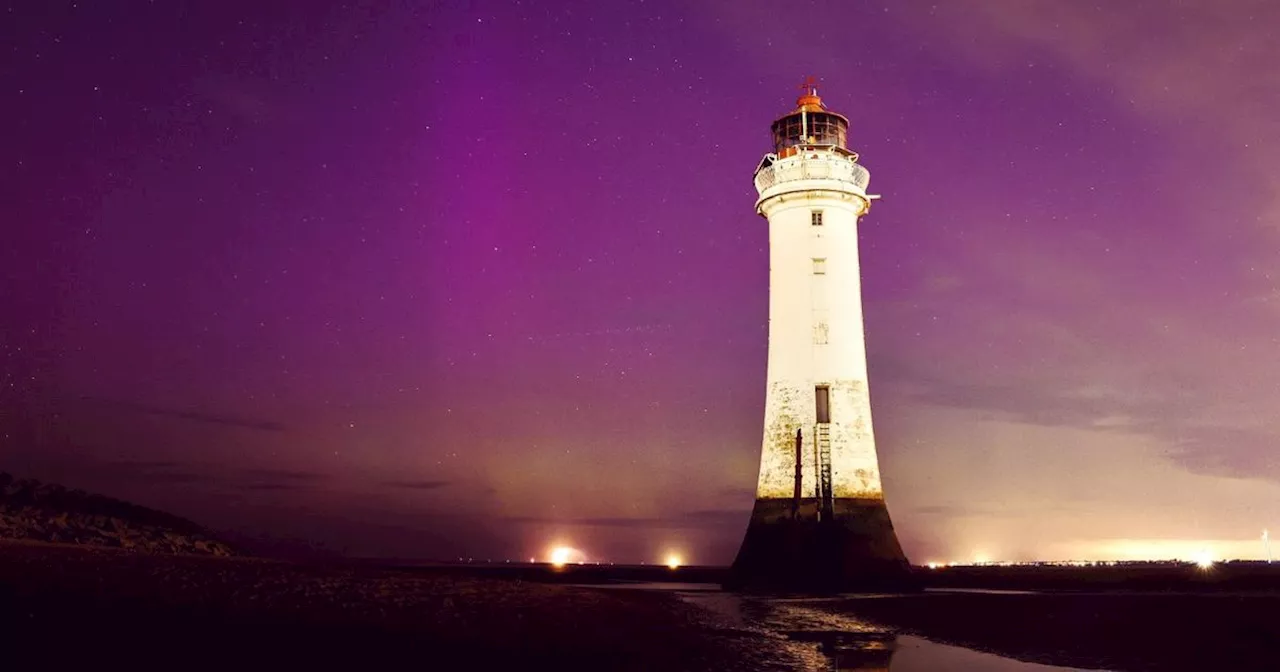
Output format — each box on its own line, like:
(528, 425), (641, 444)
(593, 583), (1105, 671)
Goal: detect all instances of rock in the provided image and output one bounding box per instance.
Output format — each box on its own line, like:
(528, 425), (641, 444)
(0, 472), (237, 557)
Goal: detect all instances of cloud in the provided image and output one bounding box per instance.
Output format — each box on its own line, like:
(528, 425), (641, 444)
(884, 403), (1280, 561)
(78, 396), (286, 432)
(856, 5), (1280, 490)
(234, 468), (326, 492)
(684, 509), (748, 523)
(1167, 426), (1280, 477)
(891, 363), (1177, 432)
(917, 0), (1280, 234)
(880, 348), (1280, 482)
(239, 482), (304, 492)
(139, 471), (215, 485)
(382, 480), (453, 491)
(908, 502), (1074, 521)
(716, 484), (756, 499)
(91, 459), (217, 486)
(99, 460), (181, 470)
(863, 198), (1280, 485)
(57, 459), (329, 492)
(911, 505), (960, 517)
(504, 509), (746, 530)
(238, 469), (323, 482)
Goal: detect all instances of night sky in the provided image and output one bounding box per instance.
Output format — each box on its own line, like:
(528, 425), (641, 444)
(5, 0), (1280, 565)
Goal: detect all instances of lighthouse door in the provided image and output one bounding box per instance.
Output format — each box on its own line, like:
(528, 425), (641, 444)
(815, 385), (830, 423)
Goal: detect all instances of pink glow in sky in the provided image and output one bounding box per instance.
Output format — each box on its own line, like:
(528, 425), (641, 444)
(4, 0), (1280, 563)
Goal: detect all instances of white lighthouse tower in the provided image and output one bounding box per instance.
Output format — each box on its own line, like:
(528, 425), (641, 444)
(728, 80), (912, 592)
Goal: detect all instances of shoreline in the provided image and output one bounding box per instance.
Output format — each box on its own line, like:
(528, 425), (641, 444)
(824, 591), (1280, 671)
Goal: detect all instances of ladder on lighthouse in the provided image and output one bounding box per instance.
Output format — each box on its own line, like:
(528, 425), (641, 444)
(815, 423), (833, 520)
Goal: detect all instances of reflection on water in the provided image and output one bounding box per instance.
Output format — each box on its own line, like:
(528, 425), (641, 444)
(602, 584), (1101, 671)
(786, 630), (897, 671)
(890, 636), (1102, 672)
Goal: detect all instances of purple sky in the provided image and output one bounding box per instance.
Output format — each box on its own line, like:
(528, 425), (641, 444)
(5, 0), (1280, 564)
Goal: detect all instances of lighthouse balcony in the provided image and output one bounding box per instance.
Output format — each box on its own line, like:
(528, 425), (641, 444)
(754, 153), (871, 199)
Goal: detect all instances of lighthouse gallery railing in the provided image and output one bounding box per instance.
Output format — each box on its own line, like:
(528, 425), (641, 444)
(754, 157), (870, 194)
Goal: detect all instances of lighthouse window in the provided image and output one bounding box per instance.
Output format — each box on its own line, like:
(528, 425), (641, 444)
(814, 321), (829, 345)
(811, 210), (823, 226)
(808, 115), (847, 146)
(812, 258), (826, 274)
(811, 117), (829, 143)
(815, 386), (831, 424)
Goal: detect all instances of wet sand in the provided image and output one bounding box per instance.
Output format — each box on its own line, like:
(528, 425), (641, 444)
(0, 541), (779, 670)
(824, 590), (1280, 671)
(6, 540), (1280, 670)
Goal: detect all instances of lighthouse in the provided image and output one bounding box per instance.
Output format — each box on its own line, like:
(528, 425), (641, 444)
(727, 81), (913, 592)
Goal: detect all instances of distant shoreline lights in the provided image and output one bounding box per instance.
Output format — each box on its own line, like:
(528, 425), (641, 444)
(547, 545), (586, 568)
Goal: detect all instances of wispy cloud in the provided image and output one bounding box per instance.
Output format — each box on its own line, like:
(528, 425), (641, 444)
(79, 396), (286, 432)
(239, 469), (323, 482)
(504, 509), (745, 530)
(919, 0), (1280, 234)
(91, 459), (217, 486)
(382, 480), (452, 491)
(238, 483), (299, 492)
(234, 468), (326, 492)
(880, 347), (1280, 481)
(79, 460), (328, 491)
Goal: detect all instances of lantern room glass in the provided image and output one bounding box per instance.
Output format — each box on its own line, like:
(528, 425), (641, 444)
(771, 112), (847, 152)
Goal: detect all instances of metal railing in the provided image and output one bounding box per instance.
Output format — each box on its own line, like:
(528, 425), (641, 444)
(754, 156), (870, 194)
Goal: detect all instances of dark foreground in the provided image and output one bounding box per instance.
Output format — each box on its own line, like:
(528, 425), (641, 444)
(5, 541), (1280, 671)
(831, 591), (1280, 671)
(0, 541), (774, 670)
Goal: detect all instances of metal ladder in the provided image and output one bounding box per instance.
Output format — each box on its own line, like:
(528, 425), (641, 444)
(815, 423), (833, 519)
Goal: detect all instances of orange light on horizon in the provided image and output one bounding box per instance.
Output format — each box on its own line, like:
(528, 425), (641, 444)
(549, 546), (573, 567)
(548, 545), (588, 568)
(665, 553), (683, 570)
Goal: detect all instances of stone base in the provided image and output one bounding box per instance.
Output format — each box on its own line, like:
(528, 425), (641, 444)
(725, 497), (916, 594)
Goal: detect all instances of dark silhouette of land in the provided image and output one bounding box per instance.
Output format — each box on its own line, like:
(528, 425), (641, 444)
(0, 472), (234, 555)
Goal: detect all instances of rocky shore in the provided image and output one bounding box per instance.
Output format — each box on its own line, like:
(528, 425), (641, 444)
(0, 472), (235, 556)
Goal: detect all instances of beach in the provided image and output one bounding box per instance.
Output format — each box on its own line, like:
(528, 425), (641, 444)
(4, 540), (1280, 670)
(0, 540), (783, 670)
